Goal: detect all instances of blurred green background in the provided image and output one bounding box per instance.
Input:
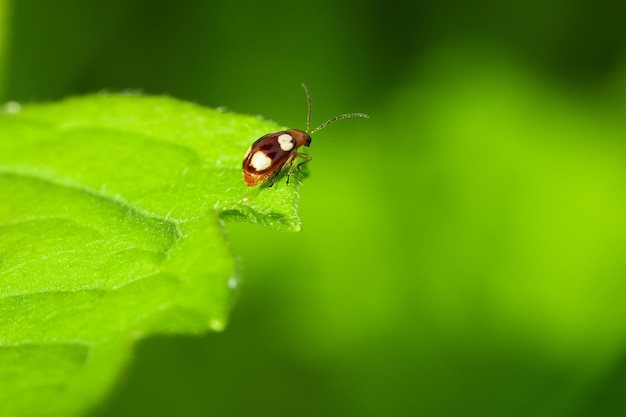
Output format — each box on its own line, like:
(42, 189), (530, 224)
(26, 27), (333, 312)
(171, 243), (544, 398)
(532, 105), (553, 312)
(3, 0), (626, 416)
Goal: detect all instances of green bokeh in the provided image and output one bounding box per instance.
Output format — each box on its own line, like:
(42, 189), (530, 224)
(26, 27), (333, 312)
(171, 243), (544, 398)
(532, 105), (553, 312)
(3, 1), (626, 416)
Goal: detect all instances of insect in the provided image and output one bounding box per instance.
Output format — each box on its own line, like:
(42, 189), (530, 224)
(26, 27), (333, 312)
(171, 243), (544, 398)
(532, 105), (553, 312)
(242, 84), (369, 187)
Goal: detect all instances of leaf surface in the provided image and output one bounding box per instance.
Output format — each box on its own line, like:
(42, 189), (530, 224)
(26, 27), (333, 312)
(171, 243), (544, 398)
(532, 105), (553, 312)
(0, 94), (302, 416)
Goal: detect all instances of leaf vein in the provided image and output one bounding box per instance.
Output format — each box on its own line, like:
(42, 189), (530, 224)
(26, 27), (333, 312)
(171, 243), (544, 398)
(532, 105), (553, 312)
(0, 166), (184, 236)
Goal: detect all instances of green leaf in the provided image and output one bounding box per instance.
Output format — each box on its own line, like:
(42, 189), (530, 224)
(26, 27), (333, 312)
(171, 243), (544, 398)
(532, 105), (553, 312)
(0, 94), (303, 417)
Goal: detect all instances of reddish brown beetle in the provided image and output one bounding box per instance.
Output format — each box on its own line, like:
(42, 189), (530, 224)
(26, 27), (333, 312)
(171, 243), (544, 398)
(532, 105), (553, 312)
(242, 84), (369, 187)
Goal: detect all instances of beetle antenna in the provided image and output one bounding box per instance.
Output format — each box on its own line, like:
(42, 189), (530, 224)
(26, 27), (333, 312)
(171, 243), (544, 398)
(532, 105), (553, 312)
(301, 83), (369, 135)
(310, 112), (369, 135)
(301, 83), (312, 133)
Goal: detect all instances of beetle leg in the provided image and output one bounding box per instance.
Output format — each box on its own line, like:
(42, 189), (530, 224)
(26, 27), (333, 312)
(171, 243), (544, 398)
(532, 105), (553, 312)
(295, 153), (312, 172)
(267, 158), (291, 188)
(285, 154), (299, 185)
(286, 153), (312, 184)
(284, 153), (312, 185)
(268, 171), (280, 188)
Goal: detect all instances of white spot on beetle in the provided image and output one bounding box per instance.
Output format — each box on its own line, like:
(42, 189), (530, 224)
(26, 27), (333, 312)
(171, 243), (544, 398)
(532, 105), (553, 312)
(250, 151), (272, 171)
(278, 133), (295, 151)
